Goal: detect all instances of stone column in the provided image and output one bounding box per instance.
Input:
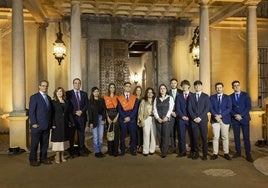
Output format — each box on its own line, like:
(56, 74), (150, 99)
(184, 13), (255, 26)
(70, 0), (81, 86)
(246, 1), (260, 108)
(199, 0), (211, 95)
(8, 0), (28, 151)
(11, 0), (26, 114)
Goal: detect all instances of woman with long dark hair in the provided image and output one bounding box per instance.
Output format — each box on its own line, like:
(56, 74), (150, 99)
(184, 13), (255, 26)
(103, 83), (120, 156)
(153, 84), (174, 158)
(138, 87), (156, 156)
(88, 87), (106, 158)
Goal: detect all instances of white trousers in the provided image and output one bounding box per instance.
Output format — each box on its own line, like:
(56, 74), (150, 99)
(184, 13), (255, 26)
(142, 117), (156, 154)
(212, 122), (230, 154)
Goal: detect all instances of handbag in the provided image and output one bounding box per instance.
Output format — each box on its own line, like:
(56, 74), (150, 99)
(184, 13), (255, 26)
(107, 123), (115, 141)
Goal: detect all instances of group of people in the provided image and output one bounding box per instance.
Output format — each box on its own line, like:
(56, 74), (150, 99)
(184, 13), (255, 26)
(28, 77), (253, 167)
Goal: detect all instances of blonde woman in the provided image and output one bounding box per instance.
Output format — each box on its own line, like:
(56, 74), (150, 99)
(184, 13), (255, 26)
(51, 87), (73, 164)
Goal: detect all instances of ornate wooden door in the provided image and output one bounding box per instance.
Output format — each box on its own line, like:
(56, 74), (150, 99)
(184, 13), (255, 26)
(100, 39), (130, 95)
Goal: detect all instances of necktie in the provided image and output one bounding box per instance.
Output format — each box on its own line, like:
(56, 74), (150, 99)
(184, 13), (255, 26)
(173, 90), (176, 99)
(76, 91), (80, 109)
(43, 94), (49, 107)
(196, 93), (199, 102)
(184, 93), (188, 100)
(235, 94), (239, 102)
(126, 94), (129, 102)
(218, 95), (221, 105)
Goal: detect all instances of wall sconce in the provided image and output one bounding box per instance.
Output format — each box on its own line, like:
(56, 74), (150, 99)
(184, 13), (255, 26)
(189, 26), (200, 67)
(134, 72), (139, 85)
(53, 22), (66, 65)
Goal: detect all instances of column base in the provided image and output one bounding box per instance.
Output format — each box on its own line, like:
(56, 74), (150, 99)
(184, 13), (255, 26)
(7, 115), (29, 151)
(249, 110), (265, 141)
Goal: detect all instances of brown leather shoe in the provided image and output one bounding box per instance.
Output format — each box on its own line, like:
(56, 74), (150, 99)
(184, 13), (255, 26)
(30, 161), (40, 167)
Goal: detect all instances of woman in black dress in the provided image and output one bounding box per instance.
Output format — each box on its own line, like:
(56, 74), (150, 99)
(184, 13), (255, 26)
(51, 87), (73, 164)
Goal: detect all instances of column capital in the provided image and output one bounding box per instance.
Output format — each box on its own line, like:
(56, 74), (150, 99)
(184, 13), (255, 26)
(196, 0), (210, 5)
(71, 0), (81, 5)
(244, 0), (261, 6)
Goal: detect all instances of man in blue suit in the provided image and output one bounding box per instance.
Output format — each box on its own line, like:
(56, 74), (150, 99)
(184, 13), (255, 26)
(175, 80), (193, 158)
(66, 78), (89, 157)
(188, 80), (210, 160)
(230, 80), (253, 162)
(118, 82), (139, 156)
(29, 80), (52, 166)
(210, 82), (232, 160)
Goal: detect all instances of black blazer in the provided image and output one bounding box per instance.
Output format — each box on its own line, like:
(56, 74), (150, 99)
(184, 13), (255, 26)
(88, 98), (106, 128)
(51, 100), (74, 142)
(188, 92), (210, 123)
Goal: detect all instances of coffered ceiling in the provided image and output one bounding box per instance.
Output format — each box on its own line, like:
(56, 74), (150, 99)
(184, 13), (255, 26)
(0, 0), (267, 27)
(20, 0), (255, 25)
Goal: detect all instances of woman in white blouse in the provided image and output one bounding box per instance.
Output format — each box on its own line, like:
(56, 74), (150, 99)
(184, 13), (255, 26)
(138, 87), (156, 156)
(153, 84), (174, 158)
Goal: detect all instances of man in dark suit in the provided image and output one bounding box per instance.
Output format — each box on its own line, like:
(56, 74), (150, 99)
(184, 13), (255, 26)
(175, 80), (194, 158)
(66, 78), (89, 157)
(230, 80), (253, 162)
(169, 78), (182, 153)
(29, 80), (52, 166)
(118, 82), (139, 156)
(210, 82), (232, 160)
(188, 80), (210, 160)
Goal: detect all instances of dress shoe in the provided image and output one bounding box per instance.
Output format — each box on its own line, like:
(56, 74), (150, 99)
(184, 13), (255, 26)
(201, 156), (207, 161)
(131, 152), (137, 156)
(192, 153), (199, 160)
(210, 154), (218, 160)
(176, 153), (186, 158)
(99, 152), (104, 158)
(223, 154), (231, 161)
(149, 152), (155, 155)
(143, 153), (148, 157)
(161, 154), (166, 158)
(232, 152), (241, 158)
(95, 153), (101, 158)
(40, 159), (52, 165)
(30, 161), (40, 167)
(246, 155), (254, 163)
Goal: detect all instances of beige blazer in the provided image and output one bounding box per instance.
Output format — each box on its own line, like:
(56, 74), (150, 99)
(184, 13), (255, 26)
(138, 99), (153, 127)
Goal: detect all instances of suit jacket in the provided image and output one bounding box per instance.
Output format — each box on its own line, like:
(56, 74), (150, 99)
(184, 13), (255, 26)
(66, 90), (88, 122)
(230, 91), (251, 124)
(210, 94), (232, 124)
(188, 92), (210, 123)
(29, 92), (52, 131)
(175, 92), (193, 120)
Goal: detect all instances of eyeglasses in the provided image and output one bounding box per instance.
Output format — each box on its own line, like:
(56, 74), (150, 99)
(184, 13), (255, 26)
(233, 84), (240, 87)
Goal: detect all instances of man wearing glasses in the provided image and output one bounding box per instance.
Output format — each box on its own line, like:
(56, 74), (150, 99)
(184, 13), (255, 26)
(29, 80), (52, 166)
(230, 80), (253, 162)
